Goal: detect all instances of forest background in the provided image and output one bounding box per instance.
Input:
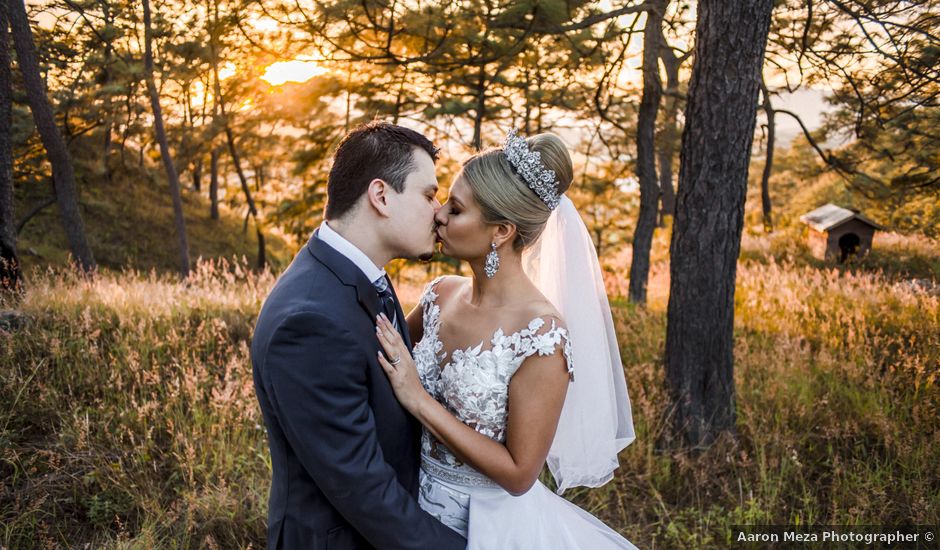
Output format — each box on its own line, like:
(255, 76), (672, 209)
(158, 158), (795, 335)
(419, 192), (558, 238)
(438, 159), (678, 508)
(1, 0), (938, 548)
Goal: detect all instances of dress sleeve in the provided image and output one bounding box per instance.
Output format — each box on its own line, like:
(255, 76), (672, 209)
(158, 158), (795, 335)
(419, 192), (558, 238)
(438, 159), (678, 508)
(511, 316), (574, 381)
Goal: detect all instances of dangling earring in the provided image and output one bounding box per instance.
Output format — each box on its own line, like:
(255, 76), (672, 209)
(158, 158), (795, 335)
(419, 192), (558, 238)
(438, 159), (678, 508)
(484, 242), (500, 278)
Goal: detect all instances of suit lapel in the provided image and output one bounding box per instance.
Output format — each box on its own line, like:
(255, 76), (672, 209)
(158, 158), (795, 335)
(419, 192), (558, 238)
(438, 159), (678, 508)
(307, 231), (413, 350)
(307, 231), (383, 324)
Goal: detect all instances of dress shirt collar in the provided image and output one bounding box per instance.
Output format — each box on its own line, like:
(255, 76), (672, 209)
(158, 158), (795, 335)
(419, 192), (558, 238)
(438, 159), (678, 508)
(318, 221), (386, 285)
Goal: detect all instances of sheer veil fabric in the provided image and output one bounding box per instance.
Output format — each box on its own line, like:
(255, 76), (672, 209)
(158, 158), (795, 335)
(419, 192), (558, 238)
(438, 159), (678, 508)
(522, 195), (636, 494)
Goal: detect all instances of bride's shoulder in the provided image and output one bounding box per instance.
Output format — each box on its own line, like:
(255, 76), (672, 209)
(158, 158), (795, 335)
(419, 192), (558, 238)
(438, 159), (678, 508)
(517, 289), (566, 332)
(424, 275), (469, 302)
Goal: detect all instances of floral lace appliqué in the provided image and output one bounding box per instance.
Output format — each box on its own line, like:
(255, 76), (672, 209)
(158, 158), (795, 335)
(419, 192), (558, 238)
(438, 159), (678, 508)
(413, 277), (573, 470)
(412, 276), (447, 399)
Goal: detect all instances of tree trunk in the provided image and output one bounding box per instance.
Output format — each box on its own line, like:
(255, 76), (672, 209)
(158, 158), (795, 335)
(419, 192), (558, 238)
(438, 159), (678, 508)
(192, 158), (202, 192)
(627, 0), (665, 305)
(102, 104), (112, 181)
(120, 80), (138, 166)
(209, 147), (220, 220)
(523, 68), (532, 135)
(209, 67), (220, 220)
(0, 1), (20, 290)
(759, 77), (774, 233)
(207, 0), (262, 267)
(657, 29), (684, 224)
(184, 83), (201, 192)
(8, 0), (95, 272)
(663, 0), (774, 449)
(143, 0), (190, 278)
(343, 66), (351, 132)
(100, 1), (114, 183)
(392, 70), (406, 124)
(211, 56), (265, 268)
(471, 66), (486, 150)
(221, 124), (264, 268)
(535, 69), (543, 133)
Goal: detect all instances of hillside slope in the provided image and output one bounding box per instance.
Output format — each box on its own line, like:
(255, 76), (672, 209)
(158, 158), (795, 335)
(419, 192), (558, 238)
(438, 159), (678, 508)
(13, 157), (293, 273)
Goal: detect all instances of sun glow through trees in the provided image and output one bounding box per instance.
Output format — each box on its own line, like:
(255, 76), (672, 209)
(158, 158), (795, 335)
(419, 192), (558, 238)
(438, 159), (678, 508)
(261, 60), (329, 85)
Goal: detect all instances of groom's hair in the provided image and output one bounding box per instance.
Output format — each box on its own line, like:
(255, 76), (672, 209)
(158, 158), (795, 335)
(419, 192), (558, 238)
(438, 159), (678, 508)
(325, 120), (439, 220)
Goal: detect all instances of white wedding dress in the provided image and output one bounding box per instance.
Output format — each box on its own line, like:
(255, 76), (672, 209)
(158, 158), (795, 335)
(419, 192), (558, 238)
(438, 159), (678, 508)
(412, 277), (637, 549)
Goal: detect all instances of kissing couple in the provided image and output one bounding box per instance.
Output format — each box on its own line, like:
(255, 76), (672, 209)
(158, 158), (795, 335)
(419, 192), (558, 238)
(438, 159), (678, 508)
(251, 121), (637, 549)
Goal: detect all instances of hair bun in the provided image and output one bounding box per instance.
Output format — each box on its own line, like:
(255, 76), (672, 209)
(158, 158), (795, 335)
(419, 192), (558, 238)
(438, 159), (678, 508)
(526, 133), (573, 196)
(460, 131), (575, 250)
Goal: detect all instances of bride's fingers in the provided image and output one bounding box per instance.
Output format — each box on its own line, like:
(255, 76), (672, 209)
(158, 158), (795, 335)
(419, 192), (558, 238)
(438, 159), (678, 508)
(378, 313), (395, 335)
(375, 322), (408, 370)
(375, 314), (387, 335)
(375, 321), (397, 350)
(376, 351), (395, 374)
(376, 314), (402, 345)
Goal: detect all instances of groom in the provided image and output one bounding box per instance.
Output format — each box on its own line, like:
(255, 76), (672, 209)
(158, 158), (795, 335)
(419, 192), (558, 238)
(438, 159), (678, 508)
(251, 121), (466, 549)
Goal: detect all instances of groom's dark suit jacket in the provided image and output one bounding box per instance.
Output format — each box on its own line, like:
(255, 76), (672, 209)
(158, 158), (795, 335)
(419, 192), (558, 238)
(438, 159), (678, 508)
(251, 231), (466, 550)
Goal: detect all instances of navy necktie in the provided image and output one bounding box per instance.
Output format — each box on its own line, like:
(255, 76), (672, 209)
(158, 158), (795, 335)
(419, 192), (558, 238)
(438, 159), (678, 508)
(373, 276), (399, 332)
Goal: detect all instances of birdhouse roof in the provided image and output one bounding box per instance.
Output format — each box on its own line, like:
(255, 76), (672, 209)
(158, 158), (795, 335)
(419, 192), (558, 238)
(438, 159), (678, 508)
(799, 203), (884, 232)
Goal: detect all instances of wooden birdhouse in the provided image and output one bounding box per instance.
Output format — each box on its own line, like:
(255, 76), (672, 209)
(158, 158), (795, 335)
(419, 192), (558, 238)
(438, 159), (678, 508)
(799, 203), (884, 263)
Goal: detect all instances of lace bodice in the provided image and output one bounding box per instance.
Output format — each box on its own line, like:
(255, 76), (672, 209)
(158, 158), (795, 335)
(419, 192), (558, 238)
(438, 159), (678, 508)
(412, 276), (573, 470)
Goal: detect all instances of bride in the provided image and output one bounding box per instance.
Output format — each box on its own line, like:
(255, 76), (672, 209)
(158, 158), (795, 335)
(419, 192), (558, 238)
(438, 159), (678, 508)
(375, 129), (637, 549)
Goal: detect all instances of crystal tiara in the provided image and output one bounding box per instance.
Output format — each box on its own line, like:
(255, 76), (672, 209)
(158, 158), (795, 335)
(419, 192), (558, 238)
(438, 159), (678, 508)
(502, 128), (561, 210)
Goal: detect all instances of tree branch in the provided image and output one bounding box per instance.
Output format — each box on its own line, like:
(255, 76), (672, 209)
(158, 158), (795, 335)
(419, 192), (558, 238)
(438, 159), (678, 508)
(775, 108), (889, 196)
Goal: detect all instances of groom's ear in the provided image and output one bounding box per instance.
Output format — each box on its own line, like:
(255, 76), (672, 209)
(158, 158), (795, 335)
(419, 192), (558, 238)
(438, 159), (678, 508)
(366, 178), (392, 217)
(493, 222), (517, 249)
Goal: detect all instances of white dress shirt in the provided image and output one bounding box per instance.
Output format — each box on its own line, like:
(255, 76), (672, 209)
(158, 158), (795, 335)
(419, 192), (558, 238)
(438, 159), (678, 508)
(318, 221), (387, 285)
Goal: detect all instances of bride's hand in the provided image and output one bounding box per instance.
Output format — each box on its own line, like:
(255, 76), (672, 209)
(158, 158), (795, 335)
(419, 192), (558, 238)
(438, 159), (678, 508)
(375, 313), (428, 413)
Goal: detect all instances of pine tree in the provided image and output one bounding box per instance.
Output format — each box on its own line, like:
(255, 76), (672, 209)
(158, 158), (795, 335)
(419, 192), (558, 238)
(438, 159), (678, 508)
(663, 0), (775, 449)
(8, 0), (96, 272)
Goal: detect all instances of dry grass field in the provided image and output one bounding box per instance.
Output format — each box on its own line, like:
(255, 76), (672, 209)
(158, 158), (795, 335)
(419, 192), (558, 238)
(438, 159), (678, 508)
(2, 230), (937, 548)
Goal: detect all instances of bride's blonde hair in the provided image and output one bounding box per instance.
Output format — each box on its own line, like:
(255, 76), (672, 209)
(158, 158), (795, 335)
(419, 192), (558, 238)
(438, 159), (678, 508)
(461, 133), (573, 250)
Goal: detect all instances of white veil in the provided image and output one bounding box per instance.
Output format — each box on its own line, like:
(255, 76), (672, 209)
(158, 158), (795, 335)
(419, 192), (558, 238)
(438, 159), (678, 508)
(522, 195), (636, 495)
